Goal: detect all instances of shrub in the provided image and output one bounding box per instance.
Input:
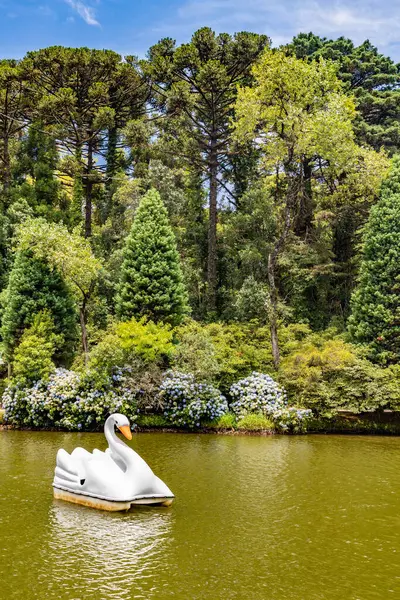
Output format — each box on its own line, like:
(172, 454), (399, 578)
(230, 371), (311, 433)
(278, 333), (400, 415)
(230, 372), (287, 418)
(173, 320), (221, 381)
(86, 317), (174, 381)
(272, 407), (312, 433)
(3, 368), (138, 430)
(237, 413), (275, 431)
(211, 412), (237, 429)
(12, 311), (63, 386)
(136, 414), (169, 428)
(159, 370), (228, 429)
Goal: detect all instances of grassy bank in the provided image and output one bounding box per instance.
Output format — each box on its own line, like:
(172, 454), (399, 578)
(3, 410), (400, 436)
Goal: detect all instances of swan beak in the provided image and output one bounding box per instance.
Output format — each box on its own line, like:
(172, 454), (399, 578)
(118, 425), (132, 440)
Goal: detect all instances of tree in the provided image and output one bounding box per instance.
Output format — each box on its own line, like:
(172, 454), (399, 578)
(348, 156), (400, 364)
(146, 28), (268, 311)
(1, 250), (77, 367)
(117, 188), (189, 325)
(25, 47), (146, 237)
(234, 49), (387, 367)
(16, 218), (102, 358)
(0, 60), (31, 198)
(287, 33), (400, 153)
(11, 121), (64, 221)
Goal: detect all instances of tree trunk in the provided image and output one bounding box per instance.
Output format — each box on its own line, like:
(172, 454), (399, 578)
(267, 191), (293, 370)
(84, 141), (93, 238)
(207, 142), (218, 312)
(295, 157), (313, 238)
(1, 132), (11, 197)
(79, 303), (89, 363)
(105, 126), (118, 217)
(268, 252), (280, 369)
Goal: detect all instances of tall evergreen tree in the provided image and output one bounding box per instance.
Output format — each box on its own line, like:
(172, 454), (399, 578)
(117, 189), (189, 325)
(348, 156), (400, 364)
(146, 28), (268, 311)
(1, 250), (77, 365)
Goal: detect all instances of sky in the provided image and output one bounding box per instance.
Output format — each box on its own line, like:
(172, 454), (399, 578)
(1, 0), (400, 61)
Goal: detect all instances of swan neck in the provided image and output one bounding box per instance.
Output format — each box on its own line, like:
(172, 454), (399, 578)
(104, 416), (134, 470)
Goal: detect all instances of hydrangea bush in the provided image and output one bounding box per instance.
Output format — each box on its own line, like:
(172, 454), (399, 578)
(159, 370), (228, 429)
(3, 368), (138, 430)
(230, 372), (312, 433)
(230, 372), (287, 417)
(273, 407), (312, 433)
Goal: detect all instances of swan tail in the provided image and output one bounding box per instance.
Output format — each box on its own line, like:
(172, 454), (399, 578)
(54, 449), (85, 488)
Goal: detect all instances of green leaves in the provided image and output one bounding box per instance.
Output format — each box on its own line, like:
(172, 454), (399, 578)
(349, 156), (400, 364)
(117, 189), (189, 325)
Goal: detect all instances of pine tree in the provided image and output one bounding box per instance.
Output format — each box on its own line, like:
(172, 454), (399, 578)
(1, 250), (77, 365)
(117, 189), (189, 325)
(348, 156), (400, 364)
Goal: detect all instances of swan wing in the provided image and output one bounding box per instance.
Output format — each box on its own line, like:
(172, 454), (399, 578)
(54, 449), (86, 488)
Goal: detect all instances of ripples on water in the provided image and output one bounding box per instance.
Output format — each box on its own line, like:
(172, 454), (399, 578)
(1, 432), (400, 599)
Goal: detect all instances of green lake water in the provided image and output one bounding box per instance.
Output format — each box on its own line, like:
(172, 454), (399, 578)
(1, 431), (400, 600)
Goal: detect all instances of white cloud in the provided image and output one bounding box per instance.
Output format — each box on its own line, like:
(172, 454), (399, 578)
(151, 0), (400, 59)
(64, 0), (100, 26)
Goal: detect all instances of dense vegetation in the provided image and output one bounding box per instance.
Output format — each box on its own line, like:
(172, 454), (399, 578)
(1, 29), (400, 432)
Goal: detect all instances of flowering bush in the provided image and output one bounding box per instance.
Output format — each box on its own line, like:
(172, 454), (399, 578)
(230, 372), (287, 418)
(273, 407), (313, 433)
(159, 370), (228, 429)
(230, 372), (311, 433)
(3, 368), (138, 430)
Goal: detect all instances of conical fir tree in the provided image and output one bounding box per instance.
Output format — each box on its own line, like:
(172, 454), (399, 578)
(348, 156), (400, 364)
(1, 250), (77, 365)
(117, 189), (189, 325)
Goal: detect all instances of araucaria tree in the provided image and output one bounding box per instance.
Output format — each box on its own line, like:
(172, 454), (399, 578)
(348, 156), (400, 364)
(147, 28), (268, 311)
(117, 188), (189, 325)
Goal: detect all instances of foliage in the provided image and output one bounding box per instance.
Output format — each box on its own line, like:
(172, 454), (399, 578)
(86, 317), (174, 378)
(12, 311), (63, 386)
(147, 28), (269, 310)
(117, 189), (189, 325)
(279, 332), (400, 415)
(159, 370), (228, 429)
(348, 156), (400, 364)
(1, 250), (77, 364)
(287, 34), (400, 153)
(174, 320), (274, 392)
(3, 368), (138, 430)
(236, 413), (275, 431)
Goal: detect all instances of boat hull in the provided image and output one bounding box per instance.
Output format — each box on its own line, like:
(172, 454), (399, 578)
(53, 486), (174, 511)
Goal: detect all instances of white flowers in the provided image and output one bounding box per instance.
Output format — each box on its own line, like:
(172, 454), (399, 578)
(230, 372), (312, 433)
(160, 370), (228, 429)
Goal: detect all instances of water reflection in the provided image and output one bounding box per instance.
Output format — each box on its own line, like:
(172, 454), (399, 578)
(44, 502), (174, 600)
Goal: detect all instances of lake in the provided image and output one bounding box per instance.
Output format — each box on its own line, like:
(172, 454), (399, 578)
(1, 431), (400, 599)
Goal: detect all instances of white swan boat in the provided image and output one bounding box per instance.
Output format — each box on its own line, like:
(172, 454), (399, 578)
(53, 413), (174, 511)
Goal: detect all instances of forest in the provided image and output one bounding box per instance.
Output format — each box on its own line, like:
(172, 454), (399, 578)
(1, 28), (400, 433)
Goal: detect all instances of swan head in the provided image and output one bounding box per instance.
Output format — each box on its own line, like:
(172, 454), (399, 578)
(110, 413), (132, 441)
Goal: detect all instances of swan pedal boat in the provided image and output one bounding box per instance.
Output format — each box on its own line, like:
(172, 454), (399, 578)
(53, 413), (174, 511)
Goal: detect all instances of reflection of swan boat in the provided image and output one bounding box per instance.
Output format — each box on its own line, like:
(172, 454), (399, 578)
(47, 502), (173, 597)
(53, 414), (174, 511)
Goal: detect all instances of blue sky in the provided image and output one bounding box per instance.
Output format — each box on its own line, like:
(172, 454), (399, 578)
(1, 0), (400, 61)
